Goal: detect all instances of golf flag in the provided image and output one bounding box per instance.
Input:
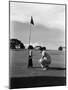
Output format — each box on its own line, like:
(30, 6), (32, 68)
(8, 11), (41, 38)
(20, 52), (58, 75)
(30, 16), (34, 25)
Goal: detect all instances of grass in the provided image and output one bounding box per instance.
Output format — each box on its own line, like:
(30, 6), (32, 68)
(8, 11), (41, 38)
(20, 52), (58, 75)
(9, 49), (66, 77)
(9, 49), (66, 89)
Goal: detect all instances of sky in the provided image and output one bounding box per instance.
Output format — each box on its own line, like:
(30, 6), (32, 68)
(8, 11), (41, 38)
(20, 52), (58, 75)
(10, 2), (65, 50)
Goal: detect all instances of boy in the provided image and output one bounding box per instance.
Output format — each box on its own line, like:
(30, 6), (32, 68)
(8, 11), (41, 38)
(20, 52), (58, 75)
(39, 48), (51, 70)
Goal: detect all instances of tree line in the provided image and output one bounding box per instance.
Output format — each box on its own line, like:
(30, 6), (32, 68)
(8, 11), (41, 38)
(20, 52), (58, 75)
(10, 38), (65, 51)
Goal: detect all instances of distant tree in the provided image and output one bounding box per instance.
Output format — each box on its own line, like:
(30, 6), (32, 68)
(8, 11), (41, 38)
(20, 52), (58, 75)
(10, 39), (25, 49)
(42, 47), (46, 50)
(58, 46), (63, 51)
(28, 45), (34, 49)
(20, 42), (25, 49)
(35, 46), (42, 50)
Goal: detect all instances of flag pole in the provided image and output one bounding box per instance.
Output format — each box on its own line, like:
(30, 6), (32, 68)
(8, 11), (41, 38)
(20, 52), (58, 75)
(29, 16), (34, 46)
(29, 24), (31, 46)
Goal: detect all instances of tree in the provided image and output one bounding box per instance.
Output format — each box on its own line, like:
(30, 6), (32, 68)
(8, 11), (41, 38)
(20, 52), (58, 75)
(20, 42), (25, 49)
(58, 46), (63, 51)
(35, 46), (42, 50)
(10, 39), (25, 49)
(42, 47), (46, 50)
(28, 45), (34, 49)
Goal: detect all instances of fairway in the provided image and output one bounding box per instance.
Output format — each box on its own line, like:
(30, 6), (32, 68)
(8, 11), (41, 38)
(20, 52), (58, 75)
(9, 49), (66, 77)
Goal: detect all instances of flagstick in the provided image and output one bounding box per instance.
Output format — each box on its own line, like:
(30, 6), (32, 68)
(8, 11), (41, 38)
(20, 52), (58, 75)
(29, 16), (34, 46)
(29, 24), (31, 46)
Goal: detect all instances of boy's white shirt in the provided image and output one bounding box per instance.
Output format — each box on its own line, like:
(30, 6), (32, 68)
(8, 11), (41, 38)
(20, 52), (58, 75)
(29, 50), (32, 56)
(39, 50), (47, 63)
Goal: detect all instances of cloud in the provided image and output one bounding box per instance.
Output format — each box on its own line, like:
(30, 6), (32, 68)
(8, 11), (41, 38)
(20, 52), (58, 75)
(10, 2), (65, 32)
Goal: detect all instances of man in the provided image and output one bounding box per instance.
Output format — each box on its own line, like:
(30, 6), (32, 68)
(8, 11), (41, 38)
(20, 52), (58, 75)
(39, 48), (51, 70)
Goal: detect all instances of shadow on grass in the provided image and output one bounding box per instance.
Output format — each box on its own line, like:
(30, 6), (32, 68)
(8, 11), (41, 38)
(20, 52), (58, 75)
(32, 66), (66, 70)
